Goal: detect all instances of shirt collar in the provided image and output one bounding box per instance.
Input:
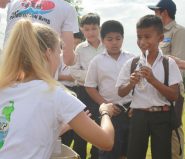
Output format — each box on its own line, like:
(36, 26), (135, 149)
(82, 40), (90, 47)
(164, 20), (176, 31)
(156, 49), (163, 62)
(82, 40), (103, 48)
(139, 49), (163, 66)
(102, 49), (123, 57)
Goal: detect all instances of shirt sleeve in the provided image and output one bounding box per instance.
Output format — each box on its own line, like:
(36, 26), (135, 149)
(55, 88), (86, 124)
(84, 59), (98, 88)
(69, 48), (87, 83)
(61, 5), (79, 33)
(116, 59), (132, 87)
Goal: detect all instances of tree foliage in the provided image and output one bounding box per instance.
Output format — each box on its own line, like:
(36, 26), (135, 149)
(64, 0), (83, 16)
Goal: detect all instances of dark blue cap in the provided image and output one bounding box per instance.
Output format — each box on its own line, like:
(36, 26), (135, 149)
(148, 0), (176, 16)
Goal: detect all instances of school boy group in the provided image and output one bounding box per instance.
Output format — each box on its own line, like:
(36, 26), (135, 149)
(59, 0), (185, 159)
(0, 0), (185, 159)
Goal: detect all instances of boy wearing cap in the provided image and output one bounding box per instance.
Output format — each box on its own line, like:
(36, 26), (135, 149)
(148, 1), (185, 159)
(148, 0), (185, 64)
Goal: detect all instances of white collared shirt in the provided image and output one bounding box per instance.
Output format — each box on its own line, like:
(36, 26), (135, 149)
(70, 40), (105, 85)
(116, 50), (182, 108)
(84, 50), (134, 105)
(58, 55), (76, 87)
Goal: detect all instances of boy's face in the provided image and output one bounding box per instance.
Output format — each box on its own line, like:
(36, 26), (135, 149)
(137, 26), (164, 54)
(102, 32), (123, 55)
(81, 24), (100, 43)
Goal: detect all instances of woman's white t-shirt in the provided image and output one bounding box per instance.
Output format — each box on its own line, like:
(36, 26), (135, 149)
(0, 80), (85, 159)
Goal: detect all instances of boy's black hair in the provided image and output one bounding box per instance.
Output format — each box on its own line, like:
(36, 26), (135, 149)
(73, 31), (84, 41)
(100, 20), (124, 39)
(80, 13), (100, 27)
(136, 14), (163, 34)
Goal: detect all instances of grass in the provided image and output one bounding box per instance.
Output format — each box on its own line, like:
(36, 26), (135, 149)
(86, 106), (185, 159)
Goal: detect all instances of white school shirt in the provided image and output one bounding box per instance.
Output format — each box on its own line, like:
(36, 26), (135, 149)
(116, 50), (182, 109)
(70, 40), (105, 85)
(4, 0), (79, 42)
(84, 50), (134, 105)
(58, 55), (76, 87)
(0, 80), (85, 159)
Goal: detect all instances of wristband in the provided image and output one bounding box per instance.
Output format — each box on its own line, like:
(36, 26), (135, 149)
(99, 112), (111, 118)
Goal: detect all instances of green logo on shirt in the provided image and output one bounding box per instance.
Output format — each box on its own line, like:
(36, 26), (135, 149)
(0, 101), (14, 149)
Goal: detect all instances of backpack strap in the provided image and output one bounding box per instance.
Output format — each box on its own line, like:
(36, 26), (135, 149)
(130, 56), (140, 74)
(162, 56), (182, 156)
(162, 56), (169, 86)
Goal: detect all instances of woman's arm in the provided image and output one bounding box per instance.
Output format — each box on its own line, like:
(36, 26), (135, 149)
(69, 103), (114, 151)
(60, 110), (91, 135)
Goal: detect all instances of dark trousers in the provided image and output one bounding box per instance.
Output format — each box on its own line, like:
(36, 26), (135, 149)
(99, 111), (130, 159)
(73, 86), (99, 159)
(127, 109), (172, 159)
(61, 130), (73, 146)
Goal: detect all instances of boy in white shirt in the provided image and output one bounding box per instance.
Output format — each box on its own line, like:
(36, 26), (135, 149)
(116, 15), (182, 159)
(70, 13), (104, 159)
(85, 20), (134, 159)
(59, 32), (84, 146)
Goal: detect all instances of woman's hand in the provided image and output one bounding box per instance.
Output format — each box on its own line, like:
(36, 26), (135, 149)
(99, 103), (115, 117)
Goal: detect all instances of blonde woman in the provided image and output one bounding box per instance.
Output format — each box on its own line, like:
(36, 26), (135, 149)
(0, 19), (114, 159)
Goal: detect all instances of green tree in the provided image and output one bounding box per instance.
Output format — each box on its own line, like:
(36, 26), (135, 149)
(64, 0), (83, 16)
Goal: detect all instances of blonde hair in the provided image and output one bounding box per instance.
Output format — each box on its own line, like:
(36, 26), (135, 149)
(0, 19), (59, 89)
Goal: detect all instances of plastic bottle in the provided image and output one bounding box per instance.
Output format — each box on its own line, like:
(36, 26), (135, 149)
(136, 56), (146, 89)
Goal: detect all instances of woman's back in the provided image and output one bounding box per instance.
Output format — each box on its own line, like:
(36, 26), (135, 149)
(0, 19), (115, 159)
(0, 80), (85, 159)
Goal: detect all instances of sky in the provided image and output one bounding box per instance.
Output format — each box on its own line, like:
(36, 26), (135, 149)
(0, 0), (185, 54)
(81, 0), (185, 55)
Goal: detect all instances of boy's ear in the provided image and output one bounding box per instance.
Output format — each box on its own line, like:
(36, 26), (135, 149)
(80, 27), (84, 33)
(159, 34), (164, 42)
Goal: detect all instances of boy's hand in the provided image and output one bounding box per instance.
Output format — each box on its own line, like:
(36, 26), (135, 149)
(130, 71), (141, 86)
(140, 66), (156, 83)
(112, 104), (122, 116)
(99, 103), (114, 117)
